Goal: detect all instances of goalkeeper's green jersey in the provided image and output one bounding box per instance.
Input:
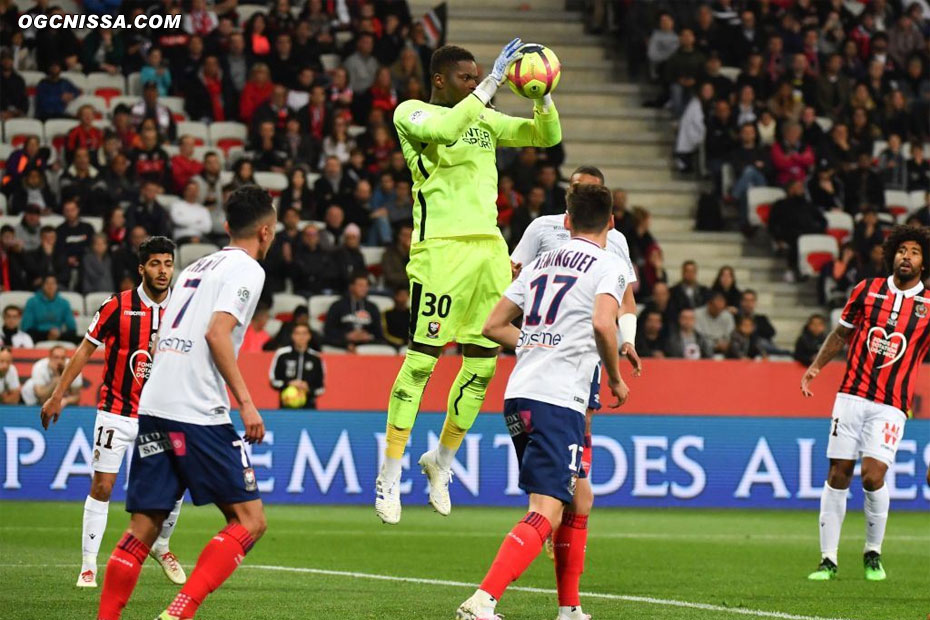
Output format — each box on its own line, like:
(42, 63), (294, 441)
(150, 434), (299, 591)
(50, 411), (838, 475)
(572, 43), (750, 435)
(393, 93), (561, 243)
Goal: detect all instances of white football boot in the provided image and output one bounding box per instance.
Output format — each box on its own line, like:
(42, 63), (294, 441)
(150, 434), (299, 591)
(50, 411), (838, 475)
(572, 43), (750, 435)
(150, 548), (187, 585)
(456, 591), (501, 620)
(418, 449), (453, 516)
(374, 469), (402, 524)
(557, 606), (592, 620)
(75, 568), (97, 588)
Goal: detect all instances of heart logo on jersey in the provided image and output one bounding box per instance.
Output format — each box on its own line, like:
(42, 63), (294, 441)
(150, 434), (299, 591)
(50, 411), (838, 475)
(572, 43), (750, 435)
(129, 349), (153, 384)
(866, 327), (908, 369)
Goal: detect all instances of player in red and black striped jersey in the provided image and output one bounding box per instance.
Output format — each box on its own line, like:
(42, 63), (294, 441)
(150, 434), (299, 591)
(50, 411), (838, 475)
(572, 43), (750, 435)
(800, 225), (930, 582)
(39, 237), (187, 589)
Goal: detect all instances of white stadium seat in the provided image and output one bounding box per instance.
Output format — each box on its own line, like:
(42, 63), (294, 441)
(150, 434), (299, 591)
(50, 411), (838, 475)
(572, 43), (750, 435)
(108, 95), (141, 114)
(747, 186), (785, 227)
(126, 72), (143, 96)
(884, 190), (911, 217)
(61, 71), (89, 93)
(271, 293), (307, 318)
(85, 292), (113, 314)
(87, 72), (126, 105)
(823, 210), (853, 245)
(208, 121), (248, 151)
(65, 95), (107, 118)
(59, 291), (85, 315)
(44, 118), (79, 153)
(35, 340), (76, 350)
(178, 243), (219, 269)
(368, 294), (393, 314)
(82, 216), (103, 233)
(3, 118), (44, 145)
(355, 344), (398, 355)
(908, 190), (926, 214)
(177, 121), (210, 146)
(308, 294), (339, 332)
(798, 234), (839, 278)
(0, 291), (34, 315)
(255, 171), (288, 196)
(360, 246), (384, 267)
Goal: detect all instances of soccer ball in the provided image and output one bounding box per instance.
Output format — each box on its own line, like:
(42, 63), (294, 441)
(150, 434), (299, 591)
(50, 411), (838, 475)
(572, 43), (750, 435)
(281, 385), (307, 408)
(506, 43), (561, 99)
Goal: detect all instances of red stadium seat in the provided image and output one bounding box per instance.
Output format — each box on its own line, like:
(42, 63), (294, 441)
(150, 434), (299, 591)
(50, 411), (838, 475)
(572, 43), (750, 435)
(94, 87), (122, 105)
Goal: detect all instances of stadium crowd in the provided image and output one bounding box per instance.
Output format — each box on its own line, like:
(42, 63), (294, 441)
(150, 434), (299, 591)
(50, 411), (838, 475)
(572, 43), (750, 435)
(623, 0), (930, 362)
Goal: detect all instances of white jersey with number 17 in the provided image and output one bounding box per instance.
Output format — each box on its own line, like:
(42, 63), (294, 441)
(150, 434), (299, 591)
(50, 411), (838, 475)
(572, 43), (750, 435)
(138, 247), (266, 426)
(504, 238), (629, 414)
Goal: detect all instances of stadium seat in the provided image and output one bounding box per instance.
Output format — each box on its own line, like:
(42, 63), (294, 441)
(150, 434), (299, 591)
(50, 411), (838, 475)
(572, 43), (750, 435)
(255, 171), (288, 197)
(85, 291), (112, 314)
(305, 172), (321, 186)
(178, 242), (219, 269)
(126, 71), (143, 96)
(271, 293), (307, 320)
(830, 307), (843, 328)
(0, 142), (13, 170)
(154, 194), (179, 209)
(87, 72), (126, 105)
(347, 125), (366, 138)
(908, 190), (926, 213)
(308, 294), (339, 331)
(177, 121), (209, 146)
(208, 121), (248, 153)
(44, 118), (79, 153)
(798, 234), (839, 277)
(162, 144), (180, 158)
(320, 345), (347, 354)
(320, 53), (341, 72)
(74, 314), (94, 335)
(82, 216), (103, 233)
(160, 96), (185, 115)
(884, 190), (911, 217)
(718, 66), (740, 82)
(40, 214), (64, 228)
(356, 344), (398, 355)
(61, 71), (89, 93)
(34, 340), (76, 350)
(20, 70), (43, 97)
(236, 4), (268, 22)
(823, 210), (853, 245)
(59, 291), (85, 315)
(360, 246), (384, 267)
(0, 194), (6, 214)
(368, 294), (393, 315)
(65, 95), (107, 119)
(872, 140), (911, 160)
(814, 116), (833, 132)
(193, 145), (223, 167)
(3, 118), (44, 146)
(0, 291), (34, 315)
(108, 95), (141, 114)
(747, 186), (785, 227)
(264, 317), (282, 337)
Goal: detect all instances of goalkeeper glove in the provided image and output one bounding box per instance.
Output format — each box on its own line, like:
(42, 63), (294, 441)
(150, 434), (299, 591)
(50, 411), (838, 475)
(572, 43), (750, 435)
(474, 37), (524, 105)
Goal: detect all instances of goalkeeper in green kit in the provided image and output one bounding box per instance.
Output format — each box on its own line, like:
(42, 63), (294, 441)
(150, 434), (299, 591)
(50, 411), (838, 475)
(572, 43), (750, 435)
(375, 38), (562, 524)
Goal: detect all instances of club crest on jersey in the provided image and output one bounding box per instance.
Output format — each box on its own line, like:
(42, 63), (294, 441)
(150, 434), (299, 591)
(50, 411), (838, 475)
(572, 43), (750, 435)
(129, 349), (153, 384)
(427, 321), (440, 338)
(887, 311), (898, 327)
(866, 327), (907, 368)
(243, 467), (257, 492)
(916, 303), (927, 318)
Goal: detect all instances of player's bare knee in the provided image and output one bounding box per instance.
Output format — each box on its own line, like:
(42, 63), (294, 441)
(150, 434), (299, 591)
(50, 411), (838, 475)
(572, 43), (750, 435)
(90, 474), (115, 501)
(572, 485), (594, 516)
(860, 467), (887, 492)
(128, 512), (164, 546)
(826, 460), (854, 489)
(241, 512), (267, 541)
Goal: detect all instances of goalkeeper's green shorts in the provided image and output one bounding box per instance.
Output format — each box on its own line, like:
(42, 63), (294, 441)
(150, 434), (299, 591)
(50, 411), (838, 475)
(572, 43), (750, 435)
(406, 235), (511, 349)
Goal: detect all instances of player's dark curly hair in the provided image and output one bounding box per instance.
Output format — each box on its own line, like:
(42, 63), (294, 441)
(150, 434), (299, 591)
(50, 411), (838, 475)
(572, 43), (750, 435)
(882, 224), (930, 278)
(138, 236), (176, 265)
(225, 185), (275, 237)
(430, 45), (475, 77)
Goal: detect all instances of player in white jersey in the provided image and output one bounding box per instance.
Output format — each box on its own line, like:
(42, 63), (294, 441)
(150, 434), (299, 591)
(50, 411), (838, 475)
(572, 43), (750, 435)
(96, 186), (276, 620)
(511, 165), (640, 560)
(457, 184), (630, 620)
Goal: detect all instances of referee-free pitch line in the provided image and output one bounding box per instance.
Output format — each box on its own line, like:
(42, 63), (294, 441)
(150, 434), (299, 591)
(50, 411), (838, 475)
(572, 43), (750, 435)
(243, 564), (857, 620)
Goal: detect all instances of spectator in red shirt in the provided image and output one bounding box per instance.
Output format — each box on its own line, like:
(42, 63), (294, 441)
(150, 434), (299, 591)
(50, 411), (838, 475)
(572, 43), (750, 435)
(239, 62), (273, 125)
(364, 66), (398, 116)
(171, 135), (204, 193)
(65, 105), (104, 164)
(771, 121), (815, 185)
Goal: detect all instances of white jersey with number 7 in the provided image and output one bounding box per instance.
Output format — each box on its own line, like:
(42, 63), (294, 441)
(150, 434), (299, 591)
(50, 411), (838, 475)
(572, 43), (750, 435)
(139, 247), (266, 426)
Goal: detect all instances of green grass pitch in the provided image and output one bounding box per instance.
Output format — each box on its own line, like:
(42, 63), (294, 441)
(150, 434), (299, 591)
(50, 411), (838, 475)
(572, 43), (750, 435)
(0, 501), (927, 619)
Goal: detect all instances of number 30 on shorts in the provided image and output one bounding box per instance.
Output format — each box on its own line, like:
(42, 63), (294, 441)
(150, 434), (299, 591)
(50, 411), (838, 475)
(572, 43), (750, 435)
(422, 293), (451, 318)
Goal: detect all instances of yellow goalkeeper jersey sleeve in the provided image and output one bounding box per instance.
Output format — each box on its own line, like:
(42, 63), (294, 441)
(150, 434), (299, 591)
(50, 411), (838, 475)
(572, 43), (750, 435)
(393, 93), (561, 243)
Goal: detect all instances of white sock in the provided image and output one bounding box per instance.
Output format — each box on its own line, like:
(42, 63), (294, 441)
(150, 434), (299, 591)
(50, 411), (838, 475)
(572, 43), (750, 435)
(818, 483), (847, 565)
(863, 484), (890, 554)
(436, 444), (457, 469)
(472, 589), (497, 614)
(81, 496), (109, 570)
(382, 457), (403, 485)
(152, 498), (183, 553)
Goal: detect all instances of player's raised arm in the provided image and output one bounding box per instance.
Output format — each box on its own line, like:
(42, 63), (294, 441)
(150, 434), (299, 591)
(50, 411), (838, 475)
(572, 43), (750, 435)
(487, 95), (562, 148)
(394, 38), (525, 144)
(593, 292), (628, 407)
(40, 337), (96, 429)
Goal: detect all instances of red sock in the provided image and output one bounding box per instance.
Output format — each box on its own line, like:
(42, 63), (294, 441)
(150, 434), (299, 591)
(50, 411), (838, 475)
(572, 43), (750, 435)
(479, 512), (552, 601)
(554, 512), (588, 607)
(97, 533), (150, 620)
(167, 523), (255, 619)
